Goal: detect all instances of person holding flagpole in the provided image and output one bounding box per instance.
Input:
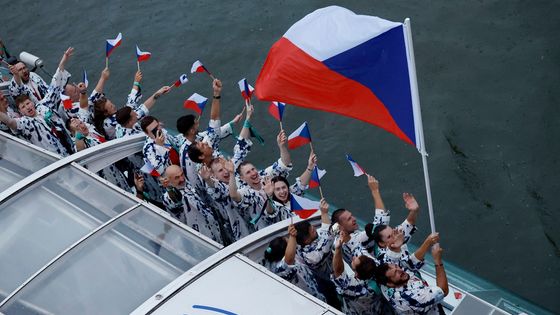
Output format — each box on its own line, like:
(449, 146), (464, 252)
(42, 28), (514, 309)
(268, 150), (318, 221)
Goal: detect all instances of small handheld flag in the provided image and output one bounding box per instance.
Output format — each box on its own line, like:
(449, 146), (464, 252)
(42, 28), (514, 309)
(287, 121), (312, 149)
(238, 78), (255, 101)
(173, 74), (189, 87)
(346, 154), (365, 177)
(135, 45), (152, 62)
(60, 93), (73, 110)
(82, 68), (89, 88)
(290, 194), (320, 219)
(309, 166), (326, 189)
(140, 160), (161, 177)
(184, 93), (208, 115)
(191, 60), (213, 77)
(268, 101), (285, 122)
(105, 32), (122, 58)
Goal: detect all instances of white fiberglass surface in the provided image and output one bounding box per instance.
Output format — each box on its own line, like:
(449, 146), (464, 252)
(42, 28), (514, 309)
(1, 206), (218, 315)
(151, 255), (329, 315)
(0, 135), (56, 191)
(0, 166), (135, 300)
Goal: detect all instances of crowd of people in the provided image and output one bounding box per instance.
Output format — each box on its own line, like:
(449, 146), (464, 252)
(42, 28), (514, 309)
(0, 44), (449, 314)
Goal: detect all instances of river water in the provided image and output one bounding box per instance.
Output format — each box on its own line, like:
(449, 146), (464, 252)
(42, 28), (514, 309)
(3, 0), (559, 312)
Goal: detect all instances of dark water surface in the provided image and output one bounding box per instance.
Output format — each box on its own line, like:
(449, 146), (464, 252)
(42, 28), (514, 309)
(3, 0), (559, 312)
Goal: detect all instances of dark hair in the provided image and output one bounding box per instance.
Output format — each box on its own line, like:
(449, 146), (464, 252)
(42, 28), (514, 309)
(186, 142), (204, 163)
(294, 221), (311, 245)
(372, 224), (388, 245)
(115, 106), (132, 126)
(93, 97), (108, 137)
(65, 118), (74, 134)
(374, 263), (391, 285)
(270, 176), (290, 203)
(354, 256), (378, 280)
(176, 114), (196, 135)
(330, 208), (347, 230)
(236, 161), (252, 175)
(14, 95), (30, 107)
(140, 115), (157, 133)
(264, 237), (287, 263)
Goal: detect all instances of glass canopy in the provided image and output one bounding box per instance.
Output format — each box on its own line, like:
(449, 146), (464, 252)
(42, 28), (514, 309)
(0, 133), (219, 315)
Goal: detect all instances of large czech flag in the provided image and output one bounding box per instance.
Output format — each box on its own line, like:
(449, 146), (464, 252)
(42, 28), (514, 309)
(256, 6), (422, 150)
(290, 194), (320, 219)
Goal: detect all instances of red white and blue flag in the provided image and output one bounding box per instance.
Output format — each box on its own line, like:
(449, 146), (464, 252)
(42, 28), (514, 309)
(106, 32), (122, 58)
(184, 93), (207, 115)
(174, 74), (189, 87)
(268, 101), (286, 121)
(191, 60), (212, 75)
(290, 194), (320, 219)
(60, 93), (73, 110)
(287, 121), (311, 149)
(82, 68), (88, 88)
(140, 160), (161, 177)
(309, 166), (326, 188)
(238, 78), (255, 100)
(256, 6), (421, 150)
(346, 154), (366, 177)
(136, 45), (151, 62)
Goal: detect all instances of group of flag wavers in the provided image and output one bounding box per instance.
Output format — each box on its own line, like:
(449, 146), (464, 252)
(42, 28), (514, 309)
(0, 5), (449, 314)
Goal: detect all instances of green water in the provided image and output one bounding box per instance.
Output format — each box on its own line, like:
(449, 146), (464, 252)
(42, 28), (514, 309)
(3, 0), (559, 312)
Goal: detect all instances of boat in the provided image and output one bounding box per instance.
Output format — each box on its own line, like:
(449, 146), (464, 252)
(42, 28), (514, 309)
(0, 127), (553, 314)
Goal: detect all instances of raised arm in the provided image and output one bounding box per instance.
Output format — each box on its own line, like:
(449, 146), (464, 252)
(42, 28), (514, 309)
(333, 230), (350, 277)
(77, 82), (88, 109)
(210, 78), (222, 121)
(367, 174), (385, 210)
(414, 233), (439, 262)
(277, 129), (291, 167)
(93, 68), (110, 94)
(143, 85), (171, 110)
(225, 159), (242, 202)
(131, 70), (142, 92)
(298, 150), (317, 187)
(284, 224), (298, 265)
(57, 47), (74, 73)
(320, 198), (330, 225)
(239, 104), (253, 140)
(432, 244), (449, 296)
(0, 111), (17, 130)
(403, 192), (420, 225)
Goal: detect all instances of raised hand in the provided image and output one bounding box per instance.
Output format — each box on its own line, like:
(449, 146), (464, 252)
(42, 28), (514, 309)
(389, 228), (405, 250)
(200, 165), (212, 181)
(403, 192), (419, 211)
(319, 198), (329, 214)
(367, 174), (379, 192)
(307, 151), (317, 170)
(101, 67), (110, 80)
(277, 129), (287, 147)
(59, 47), (74, 70)
(263, 176), (274, 198)
(212, 78), (222, 95)
(246, 104), (254, 120)
(288, 224), (297, 238)
(155, 129), (165, 146)
(223, 159), (235, 174)
(424, 232), (440, 247)
(431, 243), (443, 264)
(134, 70), (143, 83)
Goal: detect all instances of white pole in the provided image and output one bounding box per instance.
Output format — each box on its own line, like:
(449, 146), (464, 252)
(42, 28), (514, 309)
(403, 18), (437, 234)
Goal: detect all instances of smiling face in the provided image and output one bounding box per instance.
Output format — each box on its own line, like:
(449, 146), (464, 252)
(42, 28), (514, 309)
(377, 226), (395, 247)
(273, 181), (289, 203)
(210, 158), (230, 183)
(239, 163), (261, 187)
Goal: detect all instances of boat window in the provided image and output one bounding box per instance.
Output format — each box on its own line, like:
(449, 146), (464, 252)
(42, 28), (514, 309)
(0, 135), (56, 191)
(0, 205), (218, 315)
(0, 165), (135, 300)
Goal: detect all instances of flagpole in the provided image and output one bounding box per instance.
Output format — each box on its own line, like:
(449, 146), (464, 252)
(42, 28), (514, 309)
(318, 186), (324, 199)
(279, 121), (283, 131)
(137, 61), (140, 72)
(404, 18), (436, 234)
(105, 57), (108, 68)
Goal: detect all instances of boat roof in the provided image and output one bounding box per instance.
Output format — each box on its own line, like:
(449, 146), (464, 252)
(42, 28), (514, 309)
(0, 131), (552, 315)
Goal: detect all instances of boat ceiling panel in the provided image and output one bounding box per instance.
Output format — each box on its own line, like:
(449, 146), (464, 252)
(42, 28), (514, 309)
(0, 135), (56, 191)
(0, 205), (218, 315)
(150, 255), (330, 315)
(0, 165), (136, 300)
